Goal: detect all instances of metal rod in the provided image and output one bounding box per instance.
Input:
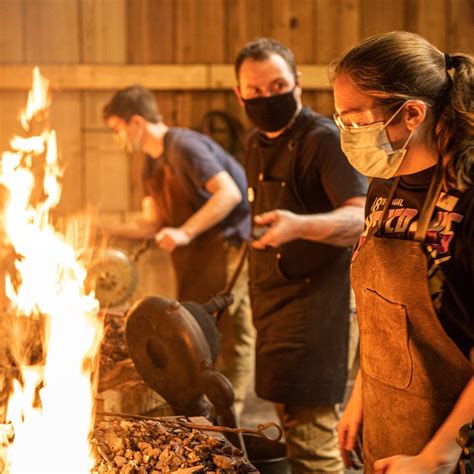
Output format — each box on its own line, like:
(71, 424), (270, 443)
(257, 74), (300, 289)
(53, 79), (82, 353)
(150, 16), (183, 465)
(97, 411), (283, 443)
(215, 241), (249, 322)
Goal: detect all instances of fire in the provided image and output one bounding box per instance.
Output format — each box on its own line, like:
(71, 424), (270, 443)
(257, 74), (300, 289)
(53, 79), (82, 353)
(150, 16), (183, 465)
(0, 68), (103, 472)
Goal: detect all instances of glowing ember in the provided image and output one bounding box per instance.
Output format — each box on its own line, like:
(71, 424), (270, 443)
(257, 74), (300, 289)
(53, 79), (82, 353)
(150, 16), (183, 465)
(0, 68), (103, 472)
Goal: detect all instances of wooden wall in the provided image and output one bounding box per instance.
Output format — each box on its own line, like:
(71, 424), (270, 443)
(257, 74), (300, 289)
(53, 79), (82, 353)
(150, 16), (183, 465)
(1, 0), (473, 214)
(0, 0), (472, 299)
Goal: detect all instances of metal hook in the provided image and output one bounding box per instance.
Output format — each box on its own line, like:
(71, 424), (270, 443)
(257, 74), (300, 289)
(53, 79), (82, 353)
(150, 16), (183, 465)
(98, 411), (284, 443)
(163, 419), (284, 443)
(246, 422), (284, 443)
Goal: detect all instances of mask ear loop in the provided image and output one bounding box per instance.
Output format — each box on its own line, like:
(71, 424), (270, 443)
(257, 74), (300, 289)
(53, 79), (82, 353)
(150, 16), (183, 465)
(382, 100), (410, 129)
(384, 100), (420, 156)
(396, 128), (416, 154)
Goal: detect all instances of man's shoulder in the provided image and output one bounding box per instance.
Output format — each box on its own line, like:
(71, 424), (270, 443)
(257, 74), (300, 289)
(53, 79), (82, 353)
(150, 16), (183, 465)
(169, 127), (234, 159)
(167, 127), (206, 149)
(298, 107), (339, 140)
(295, 108), (342, 164)
(166, 128), (213, 164)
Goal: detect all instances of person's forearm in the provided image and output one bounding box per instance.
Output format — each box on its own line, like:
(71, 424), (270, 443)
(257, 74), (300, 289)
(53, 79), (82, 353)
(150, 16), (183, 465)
(420, 377), (474, 470)
(99, 219), (159, 240)
(352, 370), (362, 396)
(180, 189), (241, 240)
(297, 205), (365, 247)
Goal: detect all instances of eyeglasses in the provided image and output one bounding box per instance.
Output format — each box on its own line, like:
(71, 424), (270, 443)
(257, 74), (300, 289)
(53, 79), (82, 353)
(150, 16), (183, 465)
(333, 101), (406, 132)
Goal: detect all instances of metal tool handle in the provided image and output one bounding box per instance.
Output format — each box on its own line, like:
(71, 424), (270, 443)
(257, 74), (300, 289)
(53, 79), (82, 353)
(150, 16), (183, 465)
(251, 225), (270, 241)
(98, 411), (283, 443)
(129, 236), (155, 262)
(213, 225), (271, 322)
(164, 420), (284, 443)
(214, 241), (249, 322)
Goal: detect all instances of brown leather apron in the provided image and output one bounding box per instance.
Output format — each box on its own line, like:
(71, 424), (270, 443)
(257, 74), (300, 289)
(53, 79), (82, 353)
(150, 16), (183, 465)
(351, 164), (473, 473)
(145, 148), (227, 304)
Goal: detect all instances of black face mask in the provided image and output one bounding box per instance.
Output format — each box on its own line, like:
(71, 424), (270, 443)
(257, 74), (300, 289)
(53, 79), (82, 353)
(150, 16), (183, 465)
(243, 89), (298, 132)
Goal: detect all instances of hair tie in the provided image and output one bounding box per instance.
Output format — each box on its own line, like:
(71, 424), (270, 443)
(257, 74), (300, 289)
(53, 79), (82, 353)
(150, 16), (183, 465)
(444, 52), (454, 70)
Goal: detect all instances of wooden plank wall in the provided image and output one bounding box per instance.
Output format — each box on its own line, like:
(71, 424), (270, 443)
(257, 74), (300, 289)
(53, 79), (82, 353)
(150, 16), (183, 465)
(1, 0), (473, 213)
(0, 0), (472, 299)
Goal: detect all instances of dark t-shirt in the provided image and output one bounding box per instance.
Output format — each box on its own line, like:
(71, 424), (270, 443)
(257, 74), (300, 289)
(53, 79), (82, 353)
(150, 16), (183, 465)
(356, 166), (474, 357)
(251, 107), (368, 213)
(142, 127), (250, 243)
(294, 110), (368, 211)
(248, 106), (369, 278)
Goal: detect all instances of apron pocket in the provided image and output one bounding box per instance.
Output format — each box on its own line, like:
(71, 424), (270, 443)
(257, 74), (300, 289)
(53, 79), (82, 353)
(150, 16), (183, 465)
(359, 288), (413, 389)
(249, 248), (290, 288)
(248, 279), (311, 343)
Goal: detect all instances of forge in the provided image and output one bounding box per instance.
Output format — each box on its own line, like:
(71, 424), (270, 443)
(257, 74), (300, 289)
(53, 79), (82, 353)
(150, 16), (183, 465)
(0, 67), (270, 474)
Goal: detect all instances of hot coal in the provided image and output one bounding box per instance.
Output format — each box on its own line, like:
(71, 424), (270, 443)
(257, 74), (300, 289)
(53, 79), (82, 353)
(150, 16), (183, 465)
(91, 415), (257, 473)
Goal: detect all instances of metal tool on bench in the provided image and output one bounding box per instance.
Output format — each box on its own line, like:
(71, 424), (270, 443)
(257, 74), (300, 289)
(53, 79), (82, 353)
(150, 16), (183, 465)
(98, 411), (283, 443)
(85, 238), (153, 308)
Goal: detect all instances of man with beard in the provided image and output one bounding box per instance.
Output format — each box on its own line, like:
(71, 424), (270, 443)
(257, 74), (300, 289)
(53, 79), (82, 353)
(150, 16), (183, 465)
(233, 38), (367, 473)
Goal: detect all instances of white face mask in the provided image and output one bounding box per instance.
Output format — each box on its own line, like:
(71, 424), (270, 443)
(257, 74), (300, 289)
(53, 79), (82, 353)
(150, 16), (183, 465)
(113, 126), (142, 154)
(339, 101), (415, 179)
(113, 129), (129, 151)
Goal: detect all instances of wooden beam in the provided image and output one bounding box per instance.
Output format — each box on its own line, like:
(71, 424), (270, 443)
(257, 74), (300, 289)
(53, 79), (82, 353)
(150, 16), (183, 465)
(211, 64), (331, 89)
(0, 64), (331, 91)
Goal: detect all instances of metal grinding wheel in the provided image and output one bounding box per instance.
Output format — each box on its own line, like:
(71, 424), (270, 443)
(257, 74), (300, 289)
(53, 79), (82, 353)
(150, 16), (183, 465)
(85, 247), (138, 308)
(85, 238), (153, 308)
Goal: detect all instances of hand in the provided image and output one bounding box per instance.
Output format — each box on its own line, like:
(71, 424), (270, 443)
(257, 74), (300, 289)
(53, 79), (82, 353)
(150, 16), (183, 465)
(338, 378), (363, 468)
(374, 453), (453, 474)
(252, 210), (303, 250)
(155, 227), (191, 252)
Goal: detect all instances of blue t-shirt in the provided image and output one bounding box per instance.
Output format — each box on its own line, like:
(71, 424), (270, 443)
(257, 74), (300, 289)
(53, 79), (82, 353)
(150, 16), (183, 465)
(143, 127), (250, 244)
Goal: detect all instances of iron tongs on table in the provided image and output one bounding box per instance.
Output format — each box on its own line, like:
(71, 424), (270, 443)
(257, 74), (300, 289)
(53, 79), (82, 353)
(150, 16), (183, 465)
(98, 411), (283, 443)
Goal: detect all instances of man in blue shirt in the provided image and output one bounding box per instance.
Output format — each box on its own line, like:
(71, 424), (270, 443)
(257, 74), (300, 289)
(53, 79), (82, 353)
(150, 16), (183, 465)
(102, 85), (255, 420)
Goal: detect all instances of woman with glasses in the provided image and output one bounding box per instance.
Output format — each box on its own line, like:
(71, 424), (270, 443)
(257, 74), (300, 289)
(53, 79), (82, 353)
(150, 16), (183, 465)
(332, 31), (473, 473)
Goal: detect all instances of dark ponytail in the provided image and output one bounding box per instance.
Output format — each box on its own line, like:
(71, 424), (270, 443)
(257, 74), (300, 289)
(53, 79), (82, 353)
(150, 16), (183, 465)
(436, 53), (474, 189)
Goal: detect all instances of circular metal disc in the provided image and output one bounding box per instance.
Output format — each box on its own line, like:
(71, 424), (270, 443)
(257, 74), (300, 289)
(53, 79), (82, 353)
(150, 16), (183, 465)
(125, 296), (213, 408)
(85, 248), (137, 307)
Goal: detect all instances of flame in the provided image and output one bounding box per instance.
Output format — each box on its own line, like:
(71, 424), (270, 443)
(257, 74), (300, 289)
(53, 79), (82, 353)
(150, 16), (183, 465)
(0, 68), (102, 472)
(19, 67), (50, 132)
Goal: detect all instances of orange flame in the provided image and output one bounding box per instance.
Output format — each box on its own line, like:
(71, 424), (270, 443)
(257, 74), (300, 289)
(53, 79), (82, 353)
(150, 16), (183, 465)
(0, 68), (103, 472)
(19, 67), (50, 132)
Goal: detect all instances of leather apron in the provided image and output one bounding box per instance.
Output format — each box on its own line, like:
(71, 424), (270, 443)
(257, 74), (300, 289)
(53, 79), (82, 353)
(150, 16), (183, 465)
(351, 165), (473, 473)
(145, 147), (227, 304)
(246, 121), (351, 406)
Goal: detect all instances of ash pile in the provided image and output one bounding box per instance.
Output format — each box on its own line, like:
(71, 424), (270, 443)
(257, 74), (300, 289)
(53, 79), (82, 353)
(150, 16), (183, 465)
(91, 415), (258, 473)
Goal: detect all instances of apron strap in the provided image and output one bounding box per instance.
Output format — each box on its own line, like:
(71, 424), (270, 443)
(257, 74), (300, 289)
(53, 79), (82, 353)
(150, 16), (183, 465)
(288, 116), (320, 212)
(251, 109), (311, 213)
(370, 176), (400, 237)
(371, 159), (444, 241)
(414, 158), (444, 242)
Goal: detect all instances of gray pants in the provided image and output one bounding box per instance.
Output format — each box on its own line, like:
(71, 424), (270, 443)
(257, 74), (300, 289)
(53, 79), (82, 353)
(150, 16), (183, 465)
(276, 404), (344, 474)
